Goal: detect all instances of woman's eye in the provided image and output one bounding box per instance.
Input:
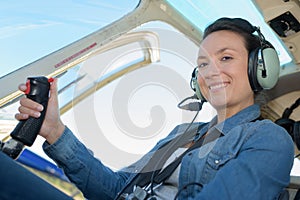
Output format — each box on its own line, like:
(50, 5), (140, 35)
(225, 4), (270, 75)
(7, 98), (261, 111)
(198, 63), (208, 68)
(221, 56), (232, 61)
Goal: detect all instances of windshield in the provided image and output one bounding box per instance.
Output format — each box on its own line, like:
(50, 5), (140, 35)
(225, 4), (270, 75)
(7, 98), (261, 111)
(0, 0), (292, 78)
(166, 0), (292, 65)
(0, 0), (139, 77)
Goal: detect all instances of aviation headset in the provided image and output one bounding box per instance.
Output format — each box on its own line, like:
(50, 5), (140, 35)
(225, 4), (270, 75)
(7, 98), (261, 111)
(275, 98), (300, 150)
(190, 18), (280, 101)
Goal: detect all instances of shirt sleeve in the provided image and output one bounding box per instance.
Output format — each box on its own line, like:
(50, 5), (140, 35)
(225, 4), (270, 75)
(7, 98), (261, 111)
(43, 126), (130, 200)
(190, 121), (294, 200)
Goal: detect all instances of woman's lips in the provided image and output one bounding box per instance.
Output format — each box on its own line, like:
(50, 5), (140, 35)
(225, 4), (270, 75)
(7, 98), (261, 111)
(208, 82), (229, 92)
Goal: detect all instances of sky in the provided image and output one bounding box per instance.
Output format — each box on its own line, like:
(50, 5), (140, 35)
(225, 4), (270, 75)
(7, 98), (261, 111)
(0, 0), (139, 77)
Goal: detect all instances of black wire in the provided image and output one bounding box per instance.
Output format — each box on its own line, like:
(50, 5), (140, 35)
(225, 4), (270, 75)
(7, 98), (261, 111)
(149, 104), (202, 196)
(177, 94), (198, 109)
(173, 182), (203, 200)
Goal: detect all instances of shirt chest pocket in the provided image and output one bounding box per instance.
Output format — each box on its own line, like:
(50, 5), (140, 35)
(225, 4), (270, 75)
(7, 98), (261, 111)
(207, 151), (236, 170)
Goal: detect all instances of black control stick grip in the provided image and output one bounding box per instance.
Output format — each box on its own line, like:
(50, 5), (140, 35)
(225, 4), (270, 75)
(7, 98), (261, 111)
(10, 76), (52, 146)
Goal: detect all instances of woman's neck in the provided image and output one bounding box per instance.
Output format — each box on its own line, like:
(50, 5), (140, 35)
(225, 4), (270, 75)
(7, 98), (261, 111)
(216, 102), (254, 123)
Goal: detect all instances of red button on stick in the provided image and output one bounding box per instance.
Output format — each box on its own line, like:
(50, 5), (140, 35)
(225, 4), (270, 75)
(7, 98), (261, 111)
(48, 77), (54, 83)
(25, 80), (31, 95)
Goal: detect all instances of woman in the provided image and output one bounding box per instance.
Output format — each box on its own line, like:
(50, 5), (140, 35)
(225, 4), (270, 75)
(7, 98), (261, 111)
(14, 17), (294, 199)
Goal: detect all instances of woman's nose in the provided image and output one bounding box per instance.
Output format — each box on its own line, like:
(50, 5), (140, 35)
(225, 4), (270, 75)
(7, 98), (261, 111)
(202, 61), (221, 77)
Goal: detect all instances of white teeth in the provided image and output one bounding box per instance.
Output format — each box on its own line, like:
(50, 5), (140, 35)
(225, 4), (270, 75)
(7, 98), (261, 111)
(209, 83), (227, 90)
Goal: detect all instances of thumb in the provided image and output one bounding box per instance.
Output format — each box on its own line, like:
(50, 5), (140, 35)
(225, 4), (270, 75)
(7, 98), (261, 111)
(48, 78), (59, 107)
(49, 78), (58, 99)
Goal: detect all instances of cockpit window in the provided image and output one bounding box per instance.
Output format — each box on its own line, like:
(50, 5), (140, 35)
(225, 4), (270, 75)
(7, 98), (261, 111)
(0, 0), (140, 78)
(165, 0), (292, 65)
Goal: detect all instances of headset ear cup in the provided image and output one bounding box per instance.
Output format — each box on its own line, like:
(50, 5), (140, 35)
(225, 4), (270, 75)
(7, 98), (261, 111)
(248, 46), (280, 92)
(192, 76), (205, 101)
(248, 47), (262, 91)
(257, 47), (280, 89)
(293, 122), (300, 150)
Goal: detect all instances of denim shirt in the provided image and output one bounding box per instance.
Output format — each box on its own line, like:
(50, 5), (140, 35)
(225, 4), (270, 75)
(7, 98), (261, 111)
(43, 104), (294, 200)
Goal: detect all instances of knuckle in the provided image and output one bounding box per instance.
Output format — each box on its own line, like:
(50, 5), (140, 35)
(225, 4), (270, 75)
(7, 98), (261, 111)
(19, 97), (27, 105)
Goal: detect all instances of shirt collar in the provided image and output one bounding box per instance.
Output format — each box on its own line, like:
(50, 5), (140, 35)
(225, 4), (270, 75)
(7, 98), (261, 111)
(197, 104), (261, 137)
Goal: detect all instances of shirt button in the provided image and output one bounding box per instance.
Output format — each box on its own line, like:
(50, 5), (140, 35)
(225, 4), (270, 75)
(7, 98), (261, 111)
(215, 160), (220, 164)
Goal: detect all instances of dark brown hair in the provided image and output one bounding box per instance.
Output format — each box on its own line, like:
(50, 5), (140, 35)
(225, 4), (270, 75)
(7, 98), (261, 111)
(203, 17), (261, 54)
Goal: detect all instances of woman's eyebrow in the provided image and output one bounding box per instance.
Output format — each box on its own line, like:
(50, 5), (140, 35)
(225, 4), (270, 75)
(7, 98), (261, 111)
(197, 48), (228, 61)
(198, 47), (237, 59)
(215, 47), (232, 55)
(197, 55), (207, 60)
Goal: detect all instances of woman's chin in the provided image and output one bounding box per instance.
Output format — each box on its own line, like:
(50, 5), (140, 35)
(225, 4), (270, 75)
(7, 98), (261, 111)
(207, 96), (227, 109)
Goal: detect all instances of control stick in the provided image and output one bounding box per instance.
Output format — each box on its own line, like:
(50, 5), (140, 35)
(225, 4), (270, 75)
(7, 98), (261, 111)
(1, 76), (52, 159)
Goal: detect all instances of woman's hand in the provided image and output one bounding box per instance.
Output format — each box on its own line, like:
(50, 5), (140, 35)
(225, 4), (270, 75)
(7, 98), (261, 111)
(15, 78), (65, 144)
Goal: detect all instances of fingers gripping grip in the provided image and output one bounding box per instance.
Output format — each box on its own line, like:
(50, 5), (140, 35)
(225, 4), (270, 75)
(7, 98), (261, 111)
(10, 77), (52, 146)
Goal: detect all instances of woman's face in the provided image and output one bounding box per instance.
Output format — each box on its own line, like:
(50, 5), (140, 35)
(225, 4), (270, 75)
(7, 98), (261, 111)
(197, 30), (254, 112)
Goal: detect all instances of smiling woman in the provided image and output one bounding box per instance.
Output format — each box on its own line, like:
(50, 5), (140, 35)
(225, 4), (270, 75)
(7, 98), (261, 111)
(0, 0), (300, 199)
(197, 31), (252, 113)
(4, 15), (293, 199)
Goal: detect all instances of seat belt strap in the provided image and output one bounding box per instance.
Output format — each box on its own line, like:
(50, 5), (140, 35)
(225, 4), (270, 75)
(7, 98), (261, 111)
(115, 123), (205, 199)
(153, 128), (222, 184)
(153, 115), (262, 184)
(115, 116), (262, 199)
